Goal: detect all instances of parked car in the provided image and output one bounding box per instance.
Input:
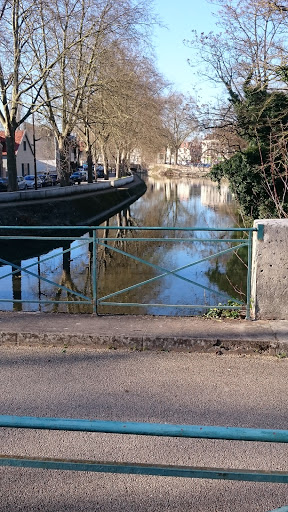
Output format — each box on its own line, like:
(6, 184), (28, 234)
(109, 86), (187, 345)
(38, 173), (53, 187)
(76, 169), (88, 181)
(23, 174), (43, 189)
(0, 177), (8, 191)
(50, 173), (58, 186)
(96, 165), (104, 178)
(17, 176), (28, 190)
(70, 171), (83, 184)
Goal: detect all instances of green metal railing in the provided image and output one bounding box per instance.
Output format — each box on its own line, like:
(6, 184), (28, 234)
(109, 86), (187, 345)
(0, 225), (262, 317)
(0, 414), (287, 511)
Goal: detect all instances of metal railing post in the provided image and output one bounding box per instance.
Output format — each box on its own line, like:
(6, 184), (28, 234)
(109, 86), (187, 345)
(246, 230), (253, 320)
(92, 228), (97, 314)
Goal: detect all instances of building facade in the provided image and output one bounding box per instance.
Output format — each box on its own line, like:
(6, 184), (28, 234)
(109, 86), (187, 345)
(0, 130), (34, 177)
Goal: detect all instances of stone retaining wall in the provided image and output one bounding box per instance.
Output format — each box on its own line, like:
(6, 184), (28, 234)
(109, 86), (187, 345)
(0, 176), (133, 203)
(0, 175), (145, 227)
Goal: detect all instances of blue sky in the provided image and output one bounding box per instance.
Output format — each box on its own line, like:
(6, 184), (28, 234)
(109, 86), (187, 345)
(152, 0), (223, 102)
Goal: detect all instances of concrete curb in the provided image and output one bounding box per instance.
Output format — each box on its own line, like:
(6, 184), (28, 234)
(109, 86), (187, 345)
(0, 332), (280, 355)
(0, 313), (287, 355)
(0, 176), (133, 203)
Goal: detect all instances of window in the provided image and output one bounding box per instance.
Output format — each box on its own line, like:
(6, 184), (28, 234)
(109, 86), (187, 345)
(23, 140), (26, 151)
(27, 163), (30, 173)
(21, 163), (24, 175)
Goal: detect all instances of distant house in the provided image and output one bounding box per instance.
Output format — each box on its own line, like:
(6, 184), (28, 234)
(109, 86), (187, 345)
(0, 124), (84, 177)
(24, 123), (56, 174)
(0, 130), (34, 177)
(26, 124), (79, 174)
(201, 137), (223, 165)
(178, 141), (191, 164)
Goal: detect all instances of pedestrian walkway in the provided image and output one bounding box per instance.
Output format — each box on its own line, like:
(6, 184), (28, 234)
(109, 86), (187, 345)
(0, 311), (287, 355)
(0, 339), (287, 511)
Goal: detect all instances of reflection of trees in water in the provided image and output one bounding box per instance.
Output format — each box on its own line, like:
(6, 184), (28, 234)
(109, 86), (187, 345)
(44, 207), (150, 314)
(28, 241), (92, 314)
(12, 260), (22, 312)
(51, 242), (93, 313)
(95, 196), (207, 314)
(4, 177), (245, 314)
(96, 208), (160, 314)
(6, 210), (143, 314)
(95, 181), (244, 314)
(135, 182), (200, 231)
(206, 242), (248, 301)
(97, 208), (137, 274)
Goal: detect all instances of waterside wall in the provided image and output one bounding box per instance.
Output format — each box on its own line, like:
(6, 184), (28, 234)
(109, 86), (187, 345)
(0, 175), (146, 227)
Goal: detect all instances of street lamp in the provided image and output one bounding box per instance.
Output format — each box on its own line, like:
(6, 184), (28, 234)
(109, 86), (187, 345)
(31, 94), (38, 190)
(27, 77), (38, 190)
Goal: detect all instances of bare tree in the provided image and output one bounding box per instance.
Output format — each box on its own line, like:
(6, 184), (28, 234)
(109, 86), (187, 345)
(108, 52), (166, 177)
(182, 0), (288, 218)
(0, 0), (52, 190)
(0, 0), (104, 190)
(32, 0), (156, 185)
(161, 93), (198, 165)
(257, 125), (288, 217)
(78, 43), (166, 178)
(186, 0), (288, 97)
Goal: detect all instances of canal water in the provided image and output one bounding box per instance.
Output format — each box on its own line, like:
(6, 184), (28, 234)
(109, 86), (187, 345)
(0, 175), (247, 315)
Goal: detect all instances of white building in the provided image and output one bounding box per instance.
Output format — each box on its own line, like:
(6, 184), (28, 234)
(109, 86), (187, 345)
(201, 137), (225, 165)
(0, 130), (34, 176)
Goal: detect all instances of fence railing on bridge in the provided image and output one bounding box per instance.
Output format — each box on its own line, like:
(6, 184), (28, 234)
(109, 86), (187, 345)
(0, 225), (262, 318)
(0, 414), (287, 512)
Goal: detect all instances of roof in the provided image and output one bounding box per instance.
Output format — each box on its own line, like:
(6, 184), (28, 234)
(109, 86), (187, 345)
(0, 130), (25, 156)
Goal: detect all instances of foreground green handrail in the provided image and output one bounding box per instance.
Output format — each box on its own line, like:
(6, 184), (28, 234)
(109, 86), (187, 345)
(0, 415), (288, 483)
(0, 415), (286, 510)
(269, 508), (288, 512)
(0, 415), (287, 442)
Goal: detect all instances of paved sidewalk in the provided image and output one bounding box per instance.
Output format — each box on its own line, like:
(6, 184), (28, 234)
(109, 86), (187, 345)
(0, 311), (287, 354)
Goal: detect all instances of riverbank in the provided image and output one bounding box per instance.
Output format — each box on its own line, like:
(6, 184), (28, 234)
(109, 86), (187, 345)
(0, 174), (146, 226)
(148, 164), (210, 179)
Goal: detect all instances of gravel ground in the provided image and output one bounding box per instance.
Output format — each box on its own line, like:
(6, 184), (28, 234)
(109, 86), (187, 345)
(0, 347), (287, 512)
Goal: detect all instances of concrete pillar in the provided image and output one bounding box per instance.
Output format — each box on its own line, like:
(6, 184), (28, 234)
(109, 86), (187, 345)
(251, 219), (288, 319)
(0, 142), (2, 177)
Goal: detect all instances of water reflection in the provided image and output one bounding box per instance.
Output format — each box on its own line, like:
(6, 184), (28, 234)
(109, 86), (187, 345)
(134, 177), (237, 229)
(146, 177), (233, 205)
(0, 176), (247, 315)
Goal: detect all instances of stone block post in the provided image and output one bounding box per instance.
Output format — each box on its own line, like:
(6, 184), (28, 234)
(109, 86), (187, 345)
(251, 219), (288, 319)
(0, 142), (2, 177)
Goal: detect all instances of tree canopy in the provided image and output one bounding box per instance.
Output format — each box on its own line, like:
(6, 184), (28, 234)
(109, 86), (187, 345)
(186, 0), (288, 218)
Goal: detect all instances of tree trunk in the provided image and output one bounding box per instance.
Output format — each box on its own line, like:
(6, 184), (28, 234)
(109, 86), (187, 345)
(122, 151), (129, 175)
(57, 136), (71, 186)
(6, 128), (18, 191)
(115, 149), (121, 178)
(175, 146), (179, 165)
(104, 155), (109, 180)
(86, 146), (93, 183)
(100, 145), (109, 180)
(85, 127), (93, 183)
(164, 146), (168, 164)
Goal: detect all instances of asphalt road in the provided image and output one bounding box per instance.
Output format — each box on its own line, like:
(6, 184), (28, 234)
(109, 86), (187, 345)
(0, 347), (287, 512)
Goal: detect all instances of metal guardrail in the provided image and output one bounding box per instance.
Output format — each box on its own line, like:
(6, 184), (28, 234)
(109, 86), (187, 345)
(0, 225), (262, 318)
(0, 415), (287, 511)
